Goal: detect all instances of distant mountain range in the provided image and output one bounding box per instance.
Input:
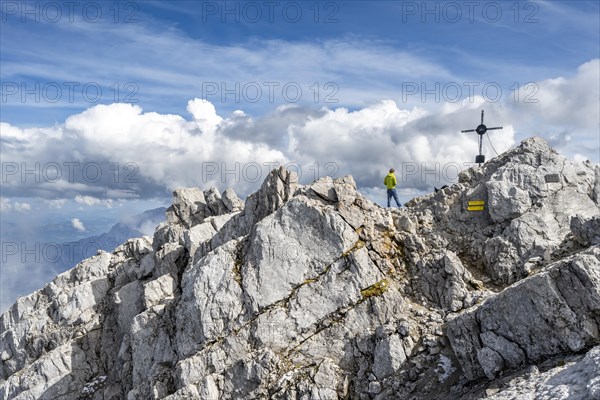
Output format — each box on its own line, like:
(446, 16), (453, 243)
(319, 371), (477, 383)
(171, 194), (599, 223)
(0, 207), (166, 313)
(51, 207), (166, 272)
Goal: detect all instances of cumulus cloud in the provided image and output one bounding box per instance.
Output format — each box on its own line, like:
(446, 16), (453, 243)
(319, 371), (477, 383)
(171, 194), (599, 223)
(71, 218), (86, 232)
(0, 197), (31, 212)
(0, 197), (11, 212)
(75, 195), (114, 208)
(0, 60), (597, 204)
(14, 202), (31, 212)
(507, 59), (600, 160)
(45, 199), (67, 209)
(282, 99), (517, 189)
(187, 99), (223, 133)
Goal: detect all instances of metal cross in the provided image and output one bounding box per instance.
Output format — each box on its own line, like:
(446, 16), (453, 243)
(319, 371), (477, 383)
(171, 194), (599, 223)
(461, 110), (503, 165)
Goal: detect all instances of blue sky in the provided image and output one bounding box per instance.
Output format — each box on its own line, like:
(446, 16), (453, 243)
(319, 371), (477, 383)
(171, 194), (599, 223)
(2, 1), (599, 123)
(1, 0), (599, 311)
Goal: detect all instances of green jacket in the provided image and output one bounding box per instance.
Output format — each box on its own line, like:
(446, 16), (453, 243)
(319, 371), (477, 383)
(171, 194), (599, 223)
(384, 173), (397, 190)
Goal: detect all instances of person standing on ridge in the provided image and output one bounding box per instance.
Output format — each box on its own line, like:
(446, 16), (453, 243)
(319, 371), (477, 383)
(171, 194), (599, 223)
(384, 168), (401, 207)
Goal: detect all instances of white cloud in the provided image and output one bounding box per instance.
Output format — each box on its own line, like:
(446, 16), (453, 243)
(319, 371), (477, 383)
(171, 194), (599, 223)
(137, 221), (158, 237)
(1, 20), (458, 113)
(75, 196), (114, 208)
(187, 99), (223, 133)
(0, 198), (31, 212)
(71, 218), (86, 232)
(0, 197), (11, 212)
(45, 199), (67, 209)
(1, 61), (597, 202)
(14, 202), (31, 212)
(507, 59), (600, 158)
(286, 100), (516, 189)
(521, 60), (598, 127)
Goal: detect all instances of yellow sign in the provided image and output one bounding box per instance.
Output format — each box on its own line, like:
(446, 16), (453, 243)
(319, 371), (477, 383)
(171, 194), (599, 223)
(467, 205), (485, 211)
(467, 200), (485, 211)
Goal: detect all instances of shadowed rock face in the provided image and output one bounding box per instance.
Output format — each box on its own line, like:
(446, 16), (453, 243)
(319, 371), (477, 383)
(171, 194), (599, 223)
(1, 137), (599, 400)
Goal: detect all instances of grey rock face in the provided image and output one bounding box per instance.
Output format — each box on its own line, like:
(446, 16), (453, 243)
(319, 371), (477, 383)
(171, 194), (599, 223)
(166, 188), (207, 228)
(482, 345), (600, 400)
(166, 186), (243, 229)
(2, 138), (600, 400)
(571, 214), (600, 246)
(243, 196), (359, 310)
(406, 137), (599, 288)
(373, 333), (407, 379)
(221, 188), (244, 212)
(447, 245), (600, 381)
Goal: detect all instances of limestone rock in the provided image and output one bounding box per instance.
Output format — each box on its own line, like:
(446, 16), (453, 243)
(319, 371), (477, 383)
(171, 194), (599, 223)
(483, 345), (600, 400)
(2, 138), (600, 400)
(447, 245), (600, 381)
(373, 333), (406, 379)
(242, 197), (359, 309)
(221, 188), (244, 212)
(571, 214), (600, 246)
(166, 186), (241, 230)
(167, 188), (207, 228)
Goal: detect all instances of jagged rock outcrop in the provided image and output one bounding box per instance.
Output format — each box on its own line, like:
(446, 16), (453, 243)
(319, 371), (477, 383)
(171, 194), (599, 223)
(447, 246), (600, 381)
(1, 137), (599, 400)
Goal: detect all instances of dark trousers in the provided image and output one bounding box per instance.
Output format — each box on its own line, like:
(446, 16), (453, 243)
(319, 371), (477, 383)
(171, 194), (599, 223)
(387, 189), (401, 207)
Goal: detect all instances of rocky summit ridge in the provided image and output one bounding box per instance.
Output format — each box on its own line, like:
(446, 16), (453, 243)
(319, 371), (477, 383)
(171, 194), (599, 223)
(1, 137), (599, 400)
